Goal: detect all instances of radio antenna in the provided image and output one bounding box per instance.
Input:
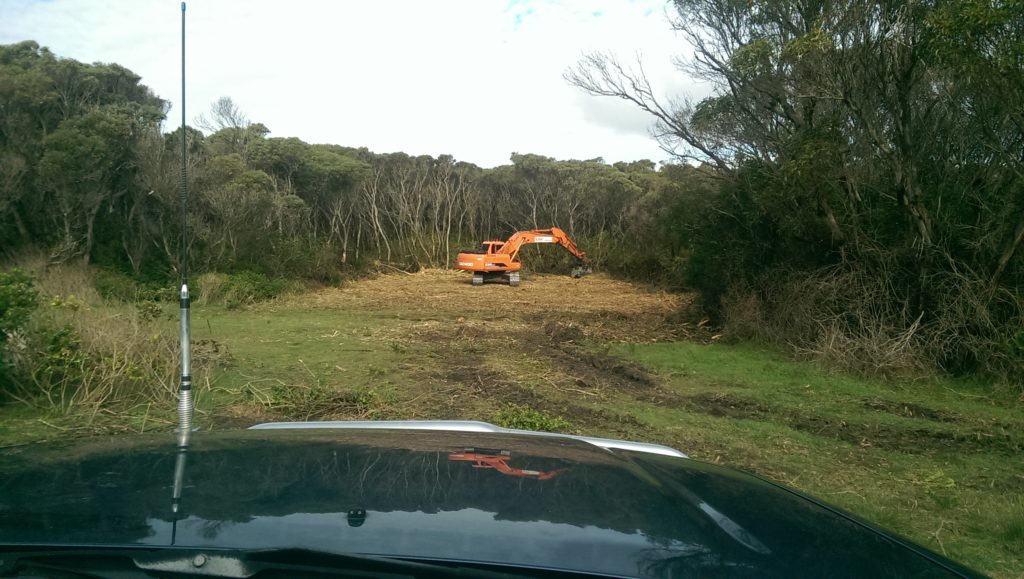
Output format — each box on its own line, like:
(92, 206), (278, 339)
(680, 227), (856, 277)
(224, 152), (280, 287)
(172, 0), (192, 537)
(175, 0), (193, 448)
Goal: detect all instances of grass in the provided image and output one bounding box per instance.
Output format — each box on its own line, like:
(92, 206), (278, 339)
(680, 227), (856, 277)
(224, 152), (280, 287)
(1, 269), (1020, 576)
(493, 403), (573, 432)
(186, 306), (416, 425)
(605, 341), (1024, 577)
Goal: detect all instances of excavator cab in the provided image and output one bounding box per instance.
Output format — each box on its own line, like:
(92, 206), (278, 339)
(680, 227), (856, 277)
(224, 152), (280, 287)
(464, 242), (502, 255)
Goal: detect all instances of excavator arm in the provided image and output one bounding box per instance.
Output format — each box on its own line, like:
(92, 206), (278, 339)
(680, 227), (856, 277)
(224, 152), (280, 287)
(498, 227), (588, 264)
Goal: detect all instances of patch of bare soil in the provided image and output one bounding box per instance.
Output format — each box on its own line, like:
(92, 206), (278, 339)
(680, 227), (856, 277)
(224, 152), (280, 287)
(684, 392), (771, 419)
(438, 357), (655, 439)
(785, 414), (1022, 454)
(405, 313), (685, 413)
(681, 392), (1021, 455)
(546, 342), (685, 405)
(443, 364), (546, 408)
(860, 398), (958, 423)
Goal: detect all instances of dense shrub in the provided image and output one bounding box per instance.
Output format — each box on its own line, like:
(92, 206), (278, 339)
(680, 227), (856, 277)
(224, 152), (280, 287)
(0, 269), (38, 342)
(14, 304), (181, 413)
(196, 271), (294, 308)
(721, 267), (931, 379)
(720, 265), (1024, 385)
(261, 238), (345, 284)
(92, 269), (177, 302)
(0, 269), (39, 389)
(0, 264), (210, 413)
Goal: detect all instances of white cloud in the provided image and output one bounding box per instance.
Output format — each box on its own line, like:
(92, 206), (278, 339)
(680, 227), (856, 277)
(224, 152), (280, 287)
(0, 0), (708, 167)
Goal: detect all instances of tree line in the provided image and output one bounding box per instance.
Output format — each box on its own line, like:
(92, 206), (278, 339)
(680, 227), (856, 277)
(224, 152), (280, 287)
(1, 41), (702, 287)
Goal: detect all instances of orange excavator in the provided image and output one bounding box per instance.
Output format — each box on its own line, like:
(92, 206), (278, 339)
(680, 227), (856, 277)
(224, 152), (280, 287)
(454, 227), (591, 286)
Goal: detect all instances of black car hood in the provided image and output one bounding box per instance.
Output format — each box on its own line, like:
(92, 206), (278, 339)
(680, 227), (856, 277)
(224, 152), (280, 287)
(0, 427), (978, 578)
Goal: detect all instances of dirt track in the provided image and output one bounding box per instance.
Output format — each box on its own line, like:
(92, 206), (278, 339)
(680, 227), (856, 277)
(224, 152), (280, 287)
(268, 269), (695, 436)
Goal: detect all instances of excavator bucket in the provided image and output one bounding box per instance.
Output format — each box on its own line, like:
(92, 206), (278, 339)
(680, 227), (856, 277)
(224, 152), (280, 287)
(571, 263), (593, 279)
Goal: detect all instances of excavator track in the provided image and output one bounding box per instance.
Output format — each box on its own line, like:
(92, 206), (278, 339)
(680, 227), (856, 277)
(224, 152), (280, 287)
(470, 271), (519, 286)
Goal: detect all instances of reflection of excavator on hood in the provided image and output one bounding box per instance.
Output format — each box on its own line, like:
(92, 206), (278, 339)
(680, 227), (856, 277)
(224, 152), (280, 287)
(449, 449), (562, 480)
(454, 227), (591, 286)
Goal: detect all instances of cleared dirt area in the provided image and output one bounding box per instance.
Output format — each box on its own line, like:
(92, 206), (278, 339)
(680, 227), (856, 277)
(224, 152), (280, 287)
(263, 269), (695, 438)
(285, 268), (690, 341)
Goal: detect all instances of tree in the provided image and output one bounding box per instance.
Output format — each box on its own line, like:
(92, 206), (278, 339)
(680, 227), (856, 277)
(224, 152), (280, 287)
(567, 0), (1024, 381)
(294, 144), (369, 256)
(196, 96), (248, 134)
(37, 105), (143, 263)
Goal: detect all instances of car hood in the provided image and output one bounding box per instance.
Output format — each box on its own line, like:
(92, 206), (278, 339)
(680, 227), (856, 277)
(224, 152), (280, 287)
(0, 425), (979, 578)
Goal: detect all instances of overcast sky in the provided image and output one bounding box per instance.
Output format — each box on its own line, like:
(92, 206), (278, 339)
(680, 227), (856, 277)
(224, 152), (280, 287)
(1, 0), (705, 168)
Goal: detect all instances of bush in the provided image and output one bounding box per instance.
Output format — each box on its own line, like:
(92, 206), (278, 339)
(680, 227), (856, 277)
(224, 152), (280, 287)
(0, 262), (214, 414)
(262, 238), (345, 284)
(93, 269), (177, 302)
(0, 269), (38, 343)
(196, 271), (293, 308)
(923, 269), (1024, 386)
(1, 269), (39, 389)
(720, 263), (1024, 387)
(679, 163), (841, 317)
(33, 325), (87, 395)
(92, 269), (142, 301)
(721, 267), (932, 379)
(14, 304), (183, 413)
(719, 284), (765, 342)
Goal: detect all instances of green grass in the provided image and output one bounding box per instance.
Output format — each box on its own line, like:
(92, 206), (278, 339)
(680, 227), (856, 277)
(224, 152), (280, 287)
(187, 306), (423, 425)
(493, 403), (573, 432)
(0, 403), (61, 445)
(604, 341), (1024, 577)
(0, 304), (417, 444)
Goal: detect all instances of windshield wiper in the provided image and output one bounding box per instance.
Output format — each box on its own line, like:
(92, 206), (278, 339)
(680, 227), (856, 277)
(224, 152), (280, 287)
(0, 546), (566, 578)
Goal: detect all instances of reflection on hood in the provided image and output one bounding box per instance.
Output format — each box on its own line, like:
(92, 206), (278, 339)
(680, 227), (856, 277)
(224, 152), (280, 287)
(0, 429), (968, 578)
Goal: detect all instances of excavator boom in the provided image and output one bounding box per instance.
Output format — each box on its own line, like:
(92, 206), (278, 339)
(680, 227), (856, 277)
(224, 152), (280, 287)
(455, 227), (591, 286)
(496, 228), (587, 263)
